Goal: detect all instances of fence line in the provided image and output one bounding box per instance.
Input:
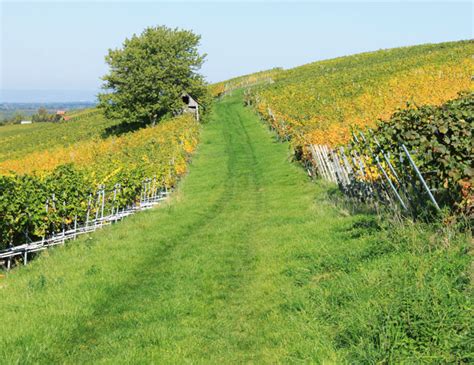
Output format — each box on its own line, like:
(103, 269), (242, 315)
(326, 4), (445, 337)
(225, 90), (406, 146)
(0, 179), (170, 270)
(309, 141), (441, 216)
(262, 107), (440, 217)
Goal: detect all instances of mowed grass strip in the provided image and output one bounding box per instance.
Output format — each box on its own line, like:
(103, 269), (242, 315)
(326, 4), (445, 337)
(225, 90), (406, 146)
(0, 92), (470, 364)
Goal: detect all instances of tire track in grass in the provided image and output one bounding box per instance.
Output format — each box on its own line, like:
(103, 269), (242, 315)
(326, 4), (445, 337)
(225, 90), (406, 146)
(1, 91), (342, 364)
(55, 92), (266, 362)
(2, 90), (468, 364)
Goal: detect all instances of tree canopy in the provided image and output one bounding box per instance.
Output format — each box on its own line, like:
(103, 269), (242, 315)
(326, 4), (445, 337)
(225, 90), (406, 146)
(98, 26), (209, 126)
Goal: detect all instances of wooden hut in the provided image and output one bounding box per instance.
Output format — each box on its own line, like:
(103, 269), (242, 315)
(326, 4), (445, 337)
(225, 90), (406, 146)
(181, 93), (200, 121)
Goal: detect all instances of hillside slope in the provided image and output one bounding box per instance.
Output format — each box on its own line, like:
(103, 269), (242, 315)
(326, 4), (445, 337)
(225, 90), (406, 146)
(0, 92), (470, 363)
(0, 110), (117, 162)
(248, 40), (473, 147)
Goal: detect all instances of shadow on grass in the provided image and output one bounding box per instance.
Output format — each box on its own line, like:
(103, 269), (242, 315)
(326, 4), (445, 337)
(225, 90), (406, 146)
(324, 184), (379, 216)
(101, 121), (148, 138)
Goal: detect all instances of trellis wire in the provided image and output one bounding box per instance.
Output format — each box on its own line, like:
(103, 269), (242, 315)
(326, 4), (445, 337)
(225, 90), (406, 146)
(0, 178), (170, 270)
(263, 107), (440, 217)
(308, 140), (440, 216)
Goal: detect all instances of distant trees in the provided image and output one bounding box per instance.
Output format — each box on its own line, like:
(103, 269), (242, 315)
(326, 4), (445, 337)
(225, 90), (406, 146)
(0, 112), (28, 126)
(32, 108), (60, 123)
(0, 109), (61, 126)
(98, 26), (210, 126)
(0, 105), (68, 126)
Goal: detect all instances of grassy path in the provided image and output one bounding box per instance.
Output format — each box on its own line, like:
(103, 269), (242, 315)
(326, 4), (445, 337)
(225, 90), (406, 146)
(0, 92), (470, 363)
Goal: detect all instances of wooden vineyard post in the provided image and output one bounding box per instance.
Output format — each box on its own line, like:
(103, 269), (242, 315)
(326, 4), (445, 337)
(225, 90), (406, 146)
(315, 145), (330, 181)
(312, 145), (329, 181)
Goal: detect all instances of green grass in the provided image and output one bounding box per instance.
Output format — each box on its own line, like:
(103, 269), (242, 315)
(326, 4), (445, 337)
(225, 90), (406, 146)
(0, 92), (471, 363)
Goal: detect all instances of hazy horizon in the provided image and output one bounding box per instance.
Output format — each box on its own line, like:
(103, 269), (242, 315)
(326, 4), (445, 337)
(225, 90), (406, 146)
(1, 1), (472, 103)
(0, 89), (99, 103)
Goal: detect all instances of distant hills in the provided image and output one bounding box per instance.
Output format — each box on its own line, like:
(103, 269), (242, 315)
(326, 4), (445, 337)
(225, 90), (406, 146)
(0, 101), (97, 120)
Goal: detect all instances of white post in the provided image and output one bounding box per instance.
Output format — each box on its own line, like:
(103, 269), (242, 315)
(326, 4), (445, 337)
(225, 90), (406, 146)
(85, 194), (92, 230)
(62, 201), (66, 244)
(100, 186), (105, 226)
(73, 215), (78, 239)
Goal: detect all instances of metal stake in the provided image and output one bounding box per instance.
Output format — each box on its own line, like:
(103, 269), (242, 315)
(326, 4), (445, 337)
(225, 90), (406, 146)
(401, 144), (440, 211)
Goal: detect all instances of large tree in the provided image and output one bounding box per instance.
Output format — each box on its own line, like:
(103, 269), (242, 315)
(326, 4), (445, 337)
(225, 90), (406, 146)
(98, 26), (208, 126)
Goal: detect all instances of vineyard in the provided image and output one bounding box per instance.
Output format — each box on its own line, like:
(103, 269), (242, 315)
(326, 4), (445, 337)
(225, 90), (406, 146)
(371, 92), (473, 214)
(0, 112), (200, 251)
(247, 40), (473, 148)
(0, 91), (471, 363)
(244, 40), (473, 216)
(0, 109), (119, 162)
(210, 68), (282, 97)
(308, 92), (473, 218)
(1, 0), (473, 358)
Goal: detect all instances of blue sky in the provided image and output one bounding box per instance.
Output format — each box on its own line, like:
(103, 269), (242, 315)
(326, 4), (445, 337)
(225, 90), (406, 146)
(0, 1), (472, 102)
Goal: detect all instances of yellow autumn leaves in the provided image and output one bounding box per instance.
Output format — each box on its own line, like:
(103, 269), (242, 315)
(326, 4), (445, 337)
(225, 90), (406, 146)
(251, 41), (474, 149)
(210, 68), (282, 97)
(0, 114), (200, 187)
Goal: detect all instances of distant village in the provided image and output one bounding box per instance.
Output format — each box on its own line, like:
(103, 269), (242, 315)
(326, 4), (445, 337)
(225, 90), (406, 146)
(19, 110), (70, 125)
